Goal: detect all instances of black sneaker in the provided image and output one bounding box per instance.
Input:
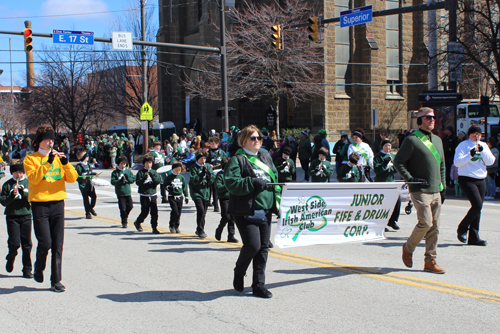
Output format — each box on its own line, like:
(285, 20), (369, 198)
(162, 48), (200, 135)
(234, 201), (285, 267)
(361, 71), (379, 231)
(90, 209), (97, 216)
(152, 227), (160, 234)
(134, 221), (143, 232)
(233, 272), (245, 292)
(175, 227), (181, 233)
(86, 213), (92, 219)
(268, 240), (274, 248)
(6, 259), (14, 273)
(227, 236), (239, 243)
(198, 231), (207, 238)
(252, 283), (272, 298)
(51, 282), (66, 292)
(169, 227), (175, 233)
(215, 227), (223, 241)
(34, 271), (43, 283)
(388, 221), (400, 230)
(23, 271), (33, 279)
(121, 222), (128, 228)
(214, 207), (220, 212)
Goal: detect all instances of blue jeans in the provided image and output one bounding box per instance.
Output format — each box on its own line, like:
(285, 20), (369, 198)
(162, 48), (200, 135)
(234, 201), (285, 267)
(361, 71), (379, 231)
(486, 173), (496, 197)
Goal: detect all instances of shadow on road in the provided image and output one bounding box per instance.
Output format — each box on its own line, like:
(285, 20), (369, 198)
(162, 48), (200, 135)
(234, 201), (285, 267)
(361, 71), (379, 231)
(0, 286), (45, 294)
(149, 246), (238, 253)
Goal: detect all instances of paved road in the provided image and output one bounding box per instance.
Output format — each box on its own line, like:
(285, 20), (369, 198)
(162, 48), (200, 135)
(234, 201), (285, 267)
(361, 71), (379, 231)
(1, 166), (499, 333)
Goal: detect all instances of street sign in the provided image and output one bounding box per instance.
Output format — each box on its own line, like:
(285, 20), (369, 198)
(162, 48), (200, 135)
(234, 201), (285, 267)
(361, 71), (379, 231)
(449, 66), (463, 82)
(140, 102), (154, 121)
(53, 30), (94, 45)
(112, 32), (133, 51)
(141, 121), (148, 130)
(340, 5), (373, 28)
(447, 41), (464, 64)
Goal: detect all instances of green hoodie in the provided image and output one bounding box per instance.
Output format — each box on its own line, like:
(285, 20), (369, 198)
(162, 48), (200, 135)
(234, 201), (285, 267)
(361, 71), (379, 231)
(215, 170), (229, 199)
(135, 168), (161, 195)
(0, 177), (31, 216)
(275, 157), (295, 182)
(373, 151), (396, 182)
(163, 172), (188, 197)
(309, 159), (334, 182)
(189, 162), (215, 201)
(111, 168), (136, 197)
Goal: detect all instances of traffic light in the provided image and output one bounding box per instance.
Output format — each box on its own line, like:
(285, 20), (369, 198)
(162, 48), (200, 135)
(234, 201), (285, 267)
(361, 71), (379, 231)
(271, 25), (282, 50)
(481, 95), (490, 115)
(23, 28), (33, 53)
(308, 17), (319, 42)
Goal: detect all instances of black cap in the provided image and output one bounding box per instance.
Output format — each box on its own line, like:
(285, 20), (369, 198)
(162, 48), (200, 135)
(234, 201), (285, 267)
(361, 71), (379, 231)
(10, 163), (24, 174)
(282, 146), (292, 156)
(381, 139), (391, 148)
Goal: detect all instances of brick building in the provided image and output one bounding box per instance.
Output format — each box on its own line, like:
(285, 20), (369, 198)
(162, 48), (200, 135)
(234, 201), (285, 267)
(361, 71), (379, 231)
(157, 0), (429, 141)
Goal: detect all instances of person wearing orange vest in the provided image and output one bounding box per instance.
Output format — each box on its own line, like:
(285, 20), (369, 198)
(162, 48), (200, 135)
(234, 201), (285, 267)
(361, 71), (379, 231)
(23, 126), (78, 292)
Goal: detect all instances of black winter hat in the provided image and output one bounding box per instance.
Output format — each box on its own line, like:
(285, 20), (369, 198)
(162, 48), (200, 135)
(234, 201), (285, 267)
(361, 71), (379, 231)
(380, 139), (391, 148)
(10, 163), (24, 174)
(282, 146), (292, 156)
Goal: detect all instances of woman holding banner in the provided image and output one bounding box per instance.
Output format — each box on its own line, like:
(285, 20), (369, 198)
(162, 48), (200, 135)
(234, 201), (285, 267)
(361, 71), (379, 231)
(224, 125), (279, 299)
(454, 125), (495, 246)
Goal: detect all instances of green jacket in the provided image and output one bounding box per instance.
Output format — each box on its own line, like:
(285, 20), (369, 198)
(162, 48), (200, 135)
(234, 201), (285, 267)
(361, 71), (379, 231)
(0, 177), (31, 216)
(224, 150), (278, 211)
(163, 173), (188, 197)
(111, 168), (136, 197)
(209, 148), (227, 169)
(215, 171), (229, 199)
(189, 162), (215, 201)
(373, 151), (396, 182)
(337, 164), (362, 182)
(135, 168), (161, 195)
(394, 130), (446, 193)
(309, 159), (334, 182)
(75, 162), (96, 193)
(275, 157), (296, 182)
(150, 150), (166, 170)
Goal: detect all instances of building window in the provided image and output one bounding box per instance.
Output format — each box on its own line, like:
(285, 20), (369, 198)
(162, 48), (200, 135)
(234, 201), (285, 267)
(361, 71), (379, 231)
(335, 0), (350, 96)
(386, 0), (402, 96)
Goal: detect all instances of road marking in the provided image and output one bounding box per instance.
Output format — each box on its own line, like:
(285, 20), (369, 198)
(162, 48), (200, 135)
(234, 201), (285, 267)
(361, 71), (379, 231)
(65, 209), (500, 305)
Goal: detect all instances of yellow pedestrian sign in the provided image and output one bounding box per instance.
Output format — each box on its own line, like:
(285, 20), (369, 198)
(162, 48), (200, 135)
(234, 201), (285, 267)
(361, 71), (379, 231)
(140, 102), (153, 121)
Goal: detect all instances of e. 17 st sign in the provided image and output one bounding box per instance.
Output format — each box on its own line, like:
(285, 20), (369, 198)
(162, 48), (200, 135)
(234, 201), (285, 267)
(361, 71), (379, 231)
(340, 5), (373, 28)
(53, 30), (94, 46)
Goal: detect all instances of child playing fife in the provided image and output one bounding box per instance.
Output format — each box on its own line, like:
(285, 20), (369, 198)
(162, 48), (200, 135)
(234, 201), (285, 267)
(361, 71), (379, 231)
(309, 147), (334, 182)
(163, 161), (189, 233)
(0, 163), (32, 278)
(275, 146), (296, 183)
(75, 149), (98, 219)
(111, 156), (136, 228)
(134, 155), (162, 234)
(337, 152), (364, 182)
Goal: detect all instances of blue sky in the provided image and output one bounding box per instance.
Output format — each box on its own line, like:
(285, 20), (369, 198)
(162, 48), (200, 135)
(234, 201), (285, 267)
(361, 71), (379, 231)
(0, 0), (158, 87)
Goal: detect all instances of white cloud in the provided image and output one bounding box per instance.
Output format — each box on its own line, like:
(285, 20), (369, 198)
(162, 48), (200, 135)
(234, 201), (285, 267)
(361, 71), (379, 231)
(41, 0), (109, 18)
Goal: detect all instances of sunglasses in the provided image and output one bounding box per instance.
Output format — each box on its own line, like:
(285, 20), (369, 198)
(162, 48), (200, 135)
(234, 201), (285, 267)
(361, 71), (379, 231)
(250, 136), (262, 141)
(423, 115), (436, 120)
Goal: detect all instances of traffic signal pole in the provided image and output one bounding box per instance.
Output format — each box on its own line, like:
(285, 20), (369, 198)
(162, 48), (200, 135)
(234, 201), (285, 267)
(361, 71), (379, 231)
(141, 0), (149, 154)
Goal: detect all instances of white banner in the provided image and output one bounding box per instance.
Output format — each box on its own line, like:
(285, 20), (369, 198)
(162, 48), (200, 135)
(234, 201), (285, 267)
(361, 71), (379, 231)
(274, 182), (401, 248)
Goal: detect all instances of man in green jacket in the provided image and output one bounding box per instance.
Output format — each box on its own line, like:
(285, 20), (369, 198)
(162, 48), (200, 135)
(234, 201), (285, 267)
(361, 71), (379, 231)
(394, 107), (446, 274)
(0, 163), (32, 278)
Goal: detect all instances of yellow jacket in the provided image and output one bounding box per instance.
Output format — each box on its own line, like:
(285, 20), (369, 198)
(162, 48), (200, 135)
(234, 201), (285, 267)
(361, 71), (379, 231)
(24, 152), (78, 202)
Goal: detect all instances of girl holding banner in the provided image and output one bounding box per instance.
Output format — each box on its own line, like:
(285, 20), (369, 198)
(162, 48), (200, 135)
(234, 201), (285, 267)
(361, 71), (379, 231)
(348, 131), (374, 182)
(224, 125), (279, 299)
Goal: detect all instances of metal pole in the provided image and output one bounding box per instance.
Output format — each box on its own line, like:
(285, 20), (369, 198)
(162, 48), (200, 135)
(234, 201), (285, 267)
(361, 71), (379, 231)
(428, 0), (438, 91)
(448, 0), (457, 92)
(219, 0), (229, 132)
(9, 38), (13, 104)
(141, 0), (149, 154)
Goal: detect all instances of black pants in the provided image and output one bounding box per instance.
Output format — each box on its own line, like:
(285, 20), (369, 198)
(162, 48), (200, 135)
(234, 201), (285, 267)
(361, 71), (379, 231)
(300, 159), (310, 181)
(193, 199), (208, 233)
(234, 212), (272, 288)
(136, 195), (158, 228)
(168, 196), (183, 228)
(32, 201), (65, 284)
(117, 196), (133, 224)
(160, 185), (167, 201)
(81, 188), (97, 215)
(210, 184), (219, 209)
(5, 215), (32, 272)
(389, 197), (401, 225)
(217, 198), (236, 237)
(458, 176), (486, 243)
(445, 157), (453, 187)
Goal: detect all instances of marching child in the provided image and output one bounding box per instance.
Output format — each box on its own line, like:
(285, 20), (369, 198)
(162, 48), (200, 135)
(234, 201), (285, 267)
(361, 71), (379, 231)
(208, 136), (227, 212)
(275, 146), (296, 183)
(134, 155), (162, 234)
(150, 140), (168, 203)
(214, 157), (238, 243)
(337, 152), (364, 182)
(163, 161), (189, 233)
(309, 147), (334, 182)
(450, 163), (462, 197)
(111, 156), (136, 228)
(75, 149), (97, 219)
(0, 163), (32, 278)
(189, 149), (215, 238)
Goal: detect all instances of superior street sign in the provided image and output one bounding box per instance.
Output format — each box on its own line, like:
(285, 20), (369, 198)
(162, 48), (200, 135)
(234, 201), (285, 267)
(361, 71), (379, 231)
(340, 5), (373, 28)
(53, 30), (94, 46)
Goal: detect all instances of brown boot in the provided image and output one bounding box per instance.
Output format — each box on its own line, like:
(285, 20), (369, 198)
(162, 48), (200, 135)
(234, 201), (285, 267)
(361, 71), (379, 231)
(402, 243), (413, 268)
(424, 259), (445, 274)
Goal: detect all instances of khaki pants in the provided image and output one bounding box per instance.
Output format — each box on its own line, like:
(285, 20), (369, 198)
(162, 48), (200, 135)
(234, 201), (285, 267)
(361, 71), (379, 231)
(406, 192), (441, 263)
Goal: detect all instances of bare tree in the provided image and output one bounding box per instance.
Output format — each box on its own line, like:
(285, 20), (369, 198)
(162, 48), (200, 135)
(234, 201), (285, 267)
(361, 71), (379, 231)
(35, 45), (111, 138)
(102, 2), (158, 120)
(182, 0), (324, 134)
(436, 1), (500, 98)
